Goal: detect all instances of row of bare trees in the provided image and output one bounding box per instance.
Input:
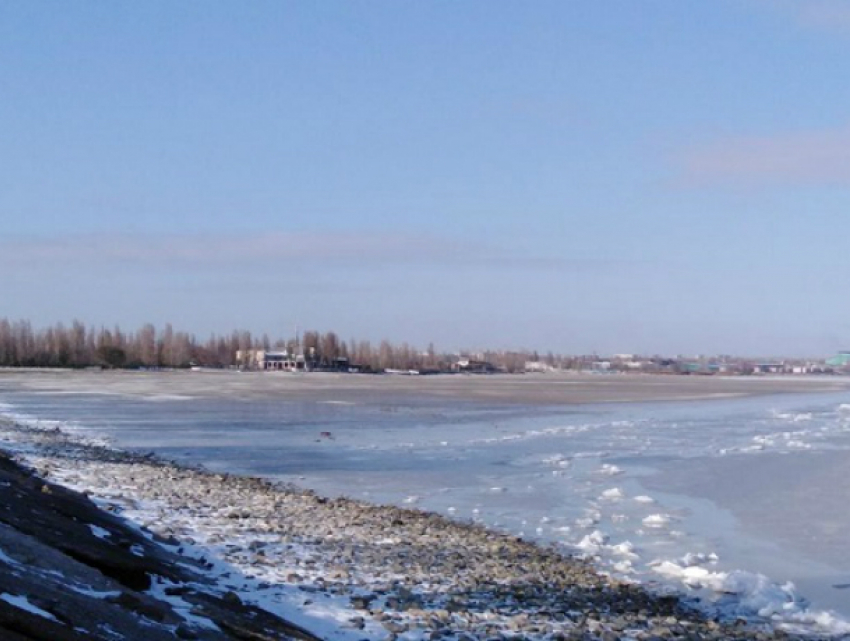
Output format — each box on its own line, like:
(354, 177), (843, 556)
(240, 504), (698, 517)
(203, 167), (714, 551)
(0, 319), (254, 369)
(0, 318), (574, 373)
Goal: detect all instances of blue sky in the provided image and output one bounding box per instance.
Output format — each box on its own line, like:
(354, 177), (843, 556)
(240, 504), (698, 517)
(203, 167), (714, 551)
(2, 1), (850, 356)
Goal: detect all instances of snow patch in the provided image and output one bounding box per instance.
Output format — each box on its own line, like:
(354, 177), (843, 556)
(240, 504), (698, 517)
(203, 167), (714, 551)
(0, 593), (60, 622)
(71, 585), (122, 599)
(147, 578), (220, 631)
(0, 547), (20, 566)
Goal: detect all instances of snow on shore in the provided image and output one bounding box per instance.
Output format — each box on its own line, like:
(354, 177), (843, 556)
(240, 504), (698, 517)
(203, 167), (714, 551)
(0, 414), (830, 641)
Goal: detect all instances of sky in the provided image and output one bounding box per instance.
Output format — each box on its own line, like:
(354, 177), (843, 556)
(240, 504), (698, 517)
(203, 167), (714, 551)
(2, 1), (850, 357)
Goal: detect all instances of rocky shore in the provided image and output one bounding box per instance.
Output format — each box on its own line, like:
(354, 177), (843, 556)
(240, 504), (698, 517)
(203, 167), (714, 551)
(0, 444), (321, 640)
(0, 416), (824, 640)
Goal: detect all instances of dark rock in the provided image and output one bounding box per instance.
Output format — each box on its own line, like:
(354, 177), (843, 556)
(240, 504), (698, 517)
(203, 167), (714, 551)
(105, 591), (172, 623)
(0, 452), (197, 592)
(176, 624), (200, 639)
(350, 595), (375, 610)
(0, 450), (324, 641)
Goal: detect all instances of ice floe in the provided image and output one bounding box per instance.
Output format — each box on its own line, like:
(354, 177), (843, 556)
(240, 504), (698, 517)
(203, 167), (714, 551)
(642, 513), (673, 528)
(598, 463), (623, 476)
(599, 487), (624, 500)
(576, 530), (609, 554)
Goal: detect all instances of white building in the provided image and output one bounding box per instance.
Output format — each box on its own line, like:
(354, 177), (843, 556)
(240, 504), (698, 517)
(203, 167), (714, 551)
(236, 349), (308, 371)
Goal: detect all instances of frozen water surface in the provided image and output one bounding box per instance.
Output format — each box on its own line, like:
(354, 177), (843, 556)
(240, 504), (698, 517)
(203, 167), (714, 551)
(2, 372), (850, 635)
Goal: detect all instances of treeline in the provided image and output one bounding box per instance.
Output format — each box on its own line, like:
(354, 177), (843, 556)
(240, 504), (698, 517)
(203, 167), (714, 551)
(0, 319), (249, 369)
(0, 318), (573, 373)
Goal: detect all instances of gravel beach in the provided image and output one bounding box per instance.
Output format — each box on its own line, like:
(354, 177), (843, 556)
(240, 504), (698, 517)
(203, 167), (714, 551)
(0, 408), (828, 640)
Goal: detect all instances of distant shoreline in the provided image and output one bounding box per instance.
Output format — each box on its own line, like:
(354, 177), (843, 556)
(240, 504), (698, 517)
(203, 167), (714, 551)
(1, 369), (849, 407)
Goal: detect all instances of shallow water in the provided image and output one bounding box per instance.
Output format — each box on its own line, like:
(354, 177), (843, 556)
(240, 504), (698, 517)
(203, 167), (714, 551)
(2, 374), (850, 635)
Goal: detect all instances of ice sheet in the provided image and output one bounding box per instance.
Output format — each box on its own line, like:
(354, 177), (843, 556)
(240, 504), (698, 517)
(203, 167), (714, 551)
(3, 374), (850, 635)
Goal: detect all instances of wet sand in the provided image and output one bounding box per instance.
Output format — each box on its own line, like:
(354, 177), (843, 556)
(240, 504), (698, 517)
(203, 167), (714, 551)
(1, 369), (848, 406)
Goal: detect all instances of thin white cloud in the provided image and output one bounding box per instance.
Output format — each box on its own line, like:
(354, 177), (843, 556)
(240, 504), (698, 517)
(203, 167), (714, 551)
(750, 0), (850, 35)
(796, 0), (850, 33)
(1, 231), (454, 266)
(677, 123), (850, 188)
(0, 230), (637, 273)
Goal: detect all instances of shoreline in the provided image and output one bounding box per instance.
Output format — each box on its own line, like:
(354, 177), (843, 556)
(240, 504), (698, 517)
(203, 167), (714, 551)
(0, 414), (826, 640)
(2, 369), (850, 407)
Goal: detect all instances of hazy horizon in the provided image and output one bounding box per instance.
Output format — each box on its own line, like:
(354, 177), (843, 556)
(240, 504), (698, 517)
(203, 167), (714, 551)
(3, 2), (850, 357)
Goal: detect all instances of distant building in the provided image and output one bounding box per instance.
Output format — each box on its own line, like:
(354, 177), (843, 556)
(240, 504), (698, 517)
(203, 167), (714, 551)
(826, 351), (850, 371)
(452, 358), (497, 374)
(235, 349), (354, 372)
(790, 364), (822, 374)
(525, 361), (556, 373)
(236, 349), (308, 371)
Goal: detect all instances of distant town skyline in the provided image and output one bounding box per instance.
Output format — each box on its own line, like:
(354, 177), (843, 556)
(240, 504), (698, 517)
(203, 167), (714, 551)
(3, 2), (850, 357)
